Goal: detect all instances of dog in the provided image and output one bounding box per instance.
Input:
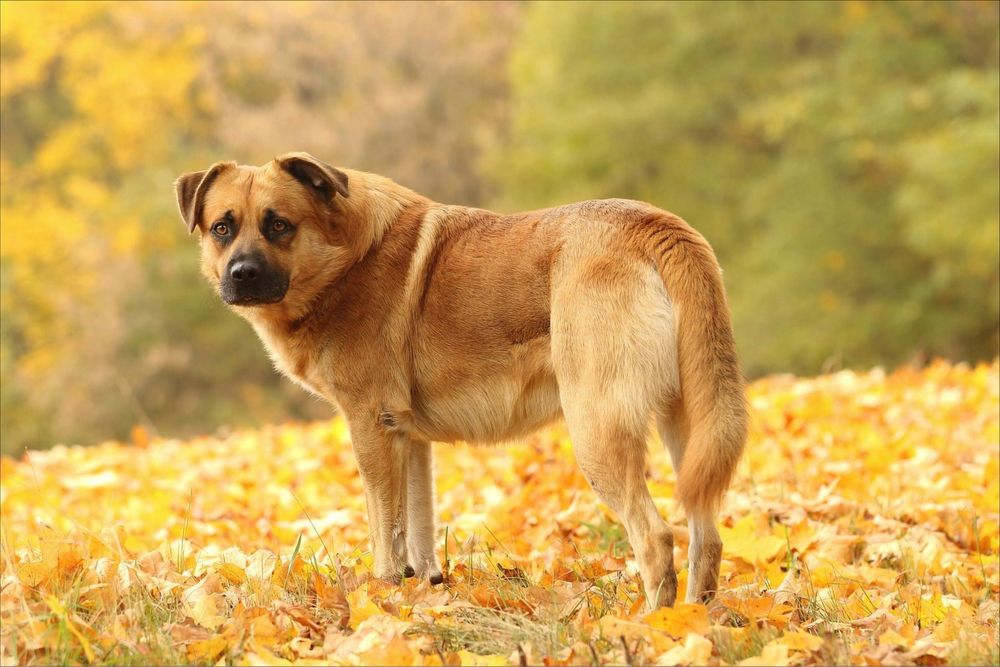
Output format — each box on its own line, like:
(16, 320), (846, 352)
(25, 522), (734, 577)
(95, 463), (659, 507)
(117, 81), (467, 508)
(174, 152), (748, 607)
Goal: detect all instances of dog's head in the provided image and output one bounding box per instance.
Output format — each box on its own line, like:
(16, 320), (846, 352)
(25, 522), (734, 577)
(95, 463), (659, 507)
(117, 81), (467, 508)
(174, 153), (353, 317)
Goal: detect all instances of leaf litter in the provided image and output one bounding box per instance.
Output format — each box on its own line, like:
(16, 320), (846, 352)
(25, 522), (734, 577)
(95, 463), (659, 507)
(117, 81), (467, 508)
(1, 360), (997, 665)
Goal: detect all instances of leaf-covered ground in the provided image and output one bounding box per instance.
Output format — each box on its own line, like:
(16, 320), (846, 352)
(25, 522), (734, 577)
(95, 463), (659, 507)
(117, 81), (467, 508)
(2, 361), (998, 665)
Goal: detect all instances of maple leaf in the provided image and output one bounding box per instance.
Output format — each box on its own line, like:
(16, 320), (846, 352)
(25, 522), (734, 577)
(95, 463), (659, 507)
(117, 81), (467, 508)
(181, 573), (226, 630)
(720, 516), (787, 566)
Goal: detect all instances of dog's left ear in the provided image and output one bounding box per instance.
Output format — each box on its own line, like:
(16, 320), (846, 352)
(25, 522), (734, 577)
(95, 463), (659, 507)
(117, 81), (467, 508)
(275, 152), (349, 203)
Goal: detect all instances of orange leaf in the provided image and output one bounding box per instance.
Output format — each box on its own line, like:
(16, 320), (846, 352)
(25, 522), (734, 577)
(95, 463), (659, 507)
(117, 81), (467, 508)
(644, 603), (710, 638)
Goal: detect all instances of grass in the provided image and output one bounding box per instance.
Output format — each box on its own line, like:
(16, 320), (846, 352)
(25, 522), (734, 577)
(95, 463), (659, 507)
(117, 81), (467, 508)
(710, 625), (781, 664)
(411, 606), (575, 659)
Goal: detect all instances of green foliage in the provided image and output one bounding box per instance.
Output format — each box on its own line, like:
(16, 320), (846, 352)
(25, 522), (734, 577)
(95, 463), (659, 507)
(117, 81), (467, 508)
(492, 0), (999, 375)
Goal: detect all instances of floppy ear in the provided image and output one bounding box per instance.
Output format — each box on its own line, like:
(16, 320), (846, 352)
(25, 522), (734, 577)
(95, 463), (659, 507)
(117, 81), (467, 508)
(275, 152), (349, 203)
(174, 161), (236, 234)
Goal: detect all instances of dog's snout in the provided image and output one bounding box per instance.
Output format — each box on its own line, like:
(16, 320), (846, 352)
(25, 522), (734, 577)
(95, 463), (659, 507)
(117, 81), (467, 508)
(230, 257), (261, 283)
(220, 253), (288, 306)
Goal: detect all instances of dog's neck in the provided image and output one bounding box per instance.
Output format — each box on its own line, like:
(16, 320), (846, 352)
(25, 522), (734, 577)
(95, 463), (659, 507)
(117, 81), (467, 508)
(339, 169), (427, 258)
(244, 175), (429, 337)
(310, 174), (428, 323)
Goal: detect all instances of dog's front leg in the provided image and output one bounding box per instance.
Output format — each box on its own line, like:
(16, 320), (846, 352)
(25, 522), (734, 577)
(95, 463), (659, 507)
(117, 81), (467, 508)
(406, 440), (443, 583)
(351, 422), (410, 582)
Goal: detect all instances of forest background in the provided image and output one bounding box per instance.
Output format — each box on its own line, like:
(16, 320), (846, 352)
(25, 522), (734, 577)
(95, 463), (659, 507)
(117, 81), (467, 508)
(1, 1), (997, 454)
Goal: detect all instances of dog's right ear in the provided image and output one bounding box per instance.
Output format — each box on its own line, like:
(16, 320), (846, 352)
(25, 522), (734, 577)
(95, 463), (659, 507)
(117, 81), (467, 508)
(174, 162), (236, 234)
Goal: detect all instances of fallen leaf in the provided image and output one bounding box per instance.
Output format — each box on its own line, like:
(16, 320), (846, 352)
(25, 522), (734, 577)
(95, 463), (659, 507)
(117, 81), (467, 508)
(655, 633), (713, 666)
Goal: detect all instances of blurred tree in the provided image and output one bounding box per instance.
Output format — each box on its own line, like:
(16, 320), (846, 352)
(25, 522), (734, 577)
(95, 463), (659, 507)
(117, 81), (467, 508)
(1, 2), (213, 452)
(191, 1), (518, 205)
(0, 1), (519, 453)
(491, 0), (999, 376)
(3, 1), (995, 453)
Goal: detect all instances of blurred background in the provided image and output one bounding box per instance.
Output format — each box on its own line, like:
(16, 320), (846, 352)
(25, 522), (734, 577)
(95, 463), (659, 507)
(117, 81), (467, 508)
(1, 1), (997, 455)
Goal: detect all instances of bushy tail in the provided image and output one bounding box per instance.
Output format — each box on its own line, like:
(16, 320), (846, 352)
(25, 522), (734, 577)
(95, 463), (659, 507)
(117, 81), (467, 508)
(655, 215), (748, 515)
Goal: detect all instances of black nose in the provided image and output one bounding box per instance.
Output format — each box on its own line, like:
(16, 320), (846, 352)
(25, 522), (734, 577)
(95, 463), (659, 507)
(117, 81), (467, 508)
(221, 253), (288, 306)
(230, 257), (262, 282)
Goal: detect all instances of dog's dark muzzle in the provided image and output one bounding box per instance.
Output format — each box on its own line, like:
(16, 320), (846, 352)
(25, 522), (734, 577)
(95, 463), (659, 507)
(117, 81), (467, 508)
(220, 253), (289, 306)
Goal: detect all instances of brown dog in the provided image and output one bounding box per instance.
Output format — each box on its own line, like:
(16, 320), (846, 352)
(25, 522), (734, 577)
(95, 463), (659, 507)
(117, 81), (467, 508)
(174, 152), (748, 607)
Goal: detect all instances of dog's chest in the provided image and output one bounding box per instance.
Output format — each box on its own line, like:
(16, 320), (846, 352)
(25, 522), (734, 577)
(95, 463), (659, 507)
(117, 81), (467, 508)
(252, 322), (330, 399)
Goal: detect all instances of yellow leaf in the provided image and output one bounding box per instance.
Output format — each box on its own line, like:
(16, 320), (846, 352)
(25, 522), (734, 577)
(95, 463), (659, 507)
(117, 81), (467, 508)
(655, 633), (713, 666)
(776, 630), (823, 652)
(356, 634), (417, 666)
(248, 614), (280, 643)
(739, 643), (791, 666)
(644, 603), (709, 638)
(16, 560), (50, 587)
(187, 637), (228, 663)
(347, 586), (382, 630)
(181, 574), (225, 630)
(600, 615), (676, 654)
(720, 516), (786, 565)
(187, 594), (224, 630)
(856, 565), (900, 589)
(915, 592), (967, 627)
(240, 640), (292, 666)
(217, 562), (247, 585)
(878, 629), (910, 648)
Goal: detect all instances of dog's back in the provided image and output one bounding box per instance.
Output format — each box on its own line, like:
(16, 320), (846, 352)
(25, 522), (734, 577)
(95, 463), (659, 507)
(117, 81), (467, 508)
(389, 197), (747, 509)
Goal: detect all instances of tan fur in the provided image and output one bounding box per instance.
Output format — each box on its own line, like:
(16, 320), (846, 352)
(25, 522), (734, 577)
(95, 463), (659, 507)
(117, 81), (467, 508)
(174, 153), (748, 605)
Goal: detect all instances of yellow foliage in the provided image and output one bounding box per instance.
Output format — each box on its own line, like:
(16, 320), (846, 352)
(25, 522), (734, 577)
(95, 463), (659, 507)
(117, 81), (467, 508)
(0, 2), (107, 99)
(0, 2), (209, 393)
(0, 361), (997, 664)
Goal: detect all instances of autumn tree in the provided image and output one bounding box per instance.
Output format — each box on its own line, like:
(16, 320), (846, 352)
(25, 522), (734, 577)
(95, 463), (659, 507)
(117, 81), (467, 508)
(0, 1), (519, 453)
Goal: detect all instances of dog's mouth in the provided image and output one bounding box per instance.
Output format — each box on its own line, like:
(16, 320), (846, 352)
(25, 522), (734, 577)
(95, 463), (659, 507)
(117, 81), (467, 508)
(223, 292), (286, 306)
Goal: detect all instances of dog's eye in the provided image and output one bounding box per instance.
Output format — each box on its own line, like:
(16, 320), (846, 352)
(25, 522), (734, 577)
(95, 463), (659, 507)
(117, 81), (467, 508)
(212, 221), (230, 237)
(272, 219), (289, 233)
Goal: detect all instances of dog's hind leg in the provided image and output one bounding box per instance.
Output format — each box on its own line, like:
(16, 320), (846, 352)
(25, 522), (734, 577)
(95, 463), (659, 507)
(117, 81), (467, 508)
(406, 440), (443, 583)
(562, 401), (677, 608)
(684, 511), (722, 603)
(552, 260), (680, 608)
(658, 412), (722, 604)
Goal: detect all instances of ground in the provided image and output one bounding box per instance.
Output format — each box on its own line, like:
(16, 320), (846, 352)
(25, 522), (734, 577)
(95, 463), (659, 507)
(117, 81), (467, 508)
(1, 360), (998, 665)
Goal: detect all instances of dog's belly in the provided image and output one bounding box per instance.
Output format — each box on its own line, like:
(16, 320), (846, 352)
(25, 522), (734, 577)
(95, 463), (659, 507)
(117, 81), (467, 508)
(410, 338), (562, 444)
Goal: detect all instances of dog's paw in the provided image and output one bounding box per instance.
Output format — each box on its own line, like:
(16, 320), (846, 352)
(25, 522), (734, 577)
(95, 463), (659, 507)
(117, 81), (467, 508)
(640, 531), (678, 608)
(373, 558), (412, 585)
(657, 569), (679, 608)
(408, 556), (444, 585)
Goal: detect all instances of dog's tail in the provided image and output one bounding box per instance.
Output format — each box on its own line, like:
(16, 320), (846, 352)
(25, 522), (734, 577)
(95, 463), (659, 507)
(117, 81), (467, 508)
(654, 214), (748, 516)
